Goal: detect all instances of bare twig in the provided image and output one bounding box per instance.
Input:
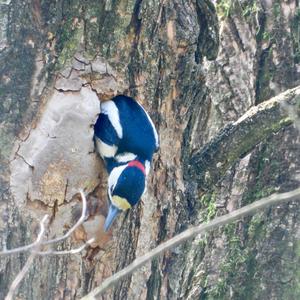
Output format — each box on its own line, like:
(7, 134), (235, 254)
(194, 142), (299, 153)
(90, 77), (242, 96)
(0, 215), (49, 256)
(3, 192), (91, 298)
(36, 238), (95, 256)
(0, 190), (87, 255)
(81, 188), (300, 299)
(5, 215), (49, 300)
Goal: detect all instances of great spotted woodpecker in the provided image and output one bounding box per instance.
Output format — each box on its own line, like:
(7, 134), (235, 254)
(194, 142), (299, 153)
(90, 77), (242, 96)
(94, 95), (159, 231)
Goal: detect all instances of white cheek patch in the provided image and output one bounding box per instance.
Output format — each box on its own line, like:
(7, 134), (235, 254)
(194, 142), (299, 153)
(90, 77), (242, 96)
(101, 101), (123, 139)
(115, 152), (137, 163)
(108, 164), (127, 199)
(95, 137), (117, 158)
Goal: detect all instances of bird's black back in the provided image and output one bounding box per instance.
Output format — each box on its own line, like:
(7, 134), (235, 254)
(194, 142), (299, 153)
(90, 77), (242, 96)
(113, 95), (158, 161)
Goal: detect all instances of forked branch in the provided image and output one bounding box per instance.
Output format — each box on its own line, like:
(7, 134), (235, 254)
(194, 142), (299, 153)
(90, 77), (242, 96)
(0, 190), (89, 255)
(2, 191), (94, 299)
(5, 215), (48, 300)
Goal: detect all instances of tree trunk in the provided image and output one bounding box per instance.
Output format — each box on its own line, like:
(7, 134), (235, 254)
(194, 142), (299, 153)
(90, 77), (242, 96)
(0, 0), (299, 299)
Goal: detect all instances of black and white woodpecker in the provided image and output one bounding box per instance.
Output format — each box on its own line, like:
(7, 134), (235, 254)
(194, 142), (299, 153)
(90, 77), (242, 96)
(94, 95), (159, 231)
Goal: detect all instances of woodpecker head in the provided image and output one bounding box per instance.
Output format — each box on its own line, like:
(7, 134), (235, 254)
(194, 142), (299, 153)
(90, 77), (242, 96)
(104, 160), (146, 231)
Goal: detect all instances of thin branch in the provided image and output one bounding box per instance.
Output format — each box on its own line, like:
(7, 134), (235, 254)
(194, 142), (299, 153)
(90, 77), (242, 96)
(81, 188), (300, 299)
(36, 238), (95, 256)
(188, 86), (300, 189)
(3, 192), (91, 298)
(0, 215), (49, 256)
(0, 190), (87, 255)
(5, 215), (48, 300)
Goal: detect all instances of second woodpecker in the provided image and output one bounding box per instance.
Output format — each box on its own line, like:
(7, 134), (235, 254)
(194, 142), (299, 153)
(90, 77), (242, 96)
(94, 95), (159, 231)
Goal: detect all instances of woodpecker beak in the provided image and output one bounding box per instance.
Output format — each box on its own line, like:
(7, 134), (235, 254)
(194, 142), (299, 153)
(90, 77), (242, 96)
(104, 205), (120, 231)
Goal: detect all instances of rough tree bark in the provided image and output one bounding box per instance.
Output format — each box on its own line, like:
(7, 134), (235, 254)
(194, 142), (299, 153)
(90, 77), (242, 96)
(0, 0), (299, 299)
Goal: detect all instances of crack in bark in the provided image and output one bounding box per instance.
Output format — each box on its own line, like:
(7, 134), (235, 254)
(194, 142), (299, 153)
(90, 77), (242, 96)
(255, 41), (274, 105)
(15, 153), (34, 169)
(54, 87), (83, 93)
(127, 0), (143, 94)
(194, 0), (219, 63)
(63, 179), (69, 204)
(150, 0), (165, 41)
(227, 15), (246, 52)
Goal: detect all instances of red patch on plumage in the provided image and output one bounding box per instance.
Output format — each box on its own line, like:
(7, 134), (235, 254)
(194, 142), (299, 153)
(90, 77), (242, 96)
(128, 160), (146, 175)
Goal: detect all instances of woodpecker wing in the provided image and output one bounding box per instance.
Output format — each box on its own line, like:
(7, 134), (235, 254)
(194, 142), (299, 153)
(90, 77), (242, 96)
(94, 109), (120, 160)
(112, 96), (159, 160)
(135, 101), (159, 152)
